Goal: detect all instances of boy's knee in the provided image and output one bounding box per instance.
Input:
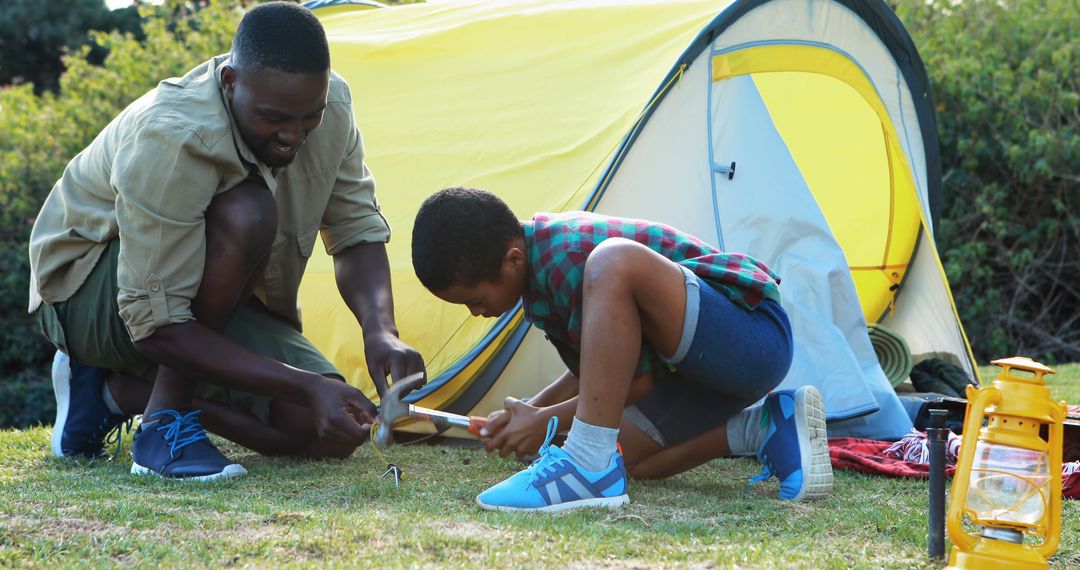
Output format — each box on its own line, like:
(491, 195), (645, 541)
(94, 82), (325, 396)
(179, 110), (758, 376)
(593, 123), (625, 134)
(206, 179), (278, 257)
(584, 238), (640, 285)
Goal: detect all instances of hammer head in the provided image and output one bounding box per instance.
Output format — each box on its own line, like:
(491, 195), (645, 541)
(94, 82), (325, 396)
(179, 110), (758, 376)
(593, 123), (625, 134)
(374, 372), (426, 449)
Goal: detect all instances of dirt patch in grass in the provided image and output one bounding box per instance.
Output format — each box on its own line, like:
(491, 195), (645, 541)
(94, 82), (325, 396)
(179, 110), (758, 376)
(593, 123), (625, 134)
(427, 519), (510, 541)
(0, 513), (126, 545)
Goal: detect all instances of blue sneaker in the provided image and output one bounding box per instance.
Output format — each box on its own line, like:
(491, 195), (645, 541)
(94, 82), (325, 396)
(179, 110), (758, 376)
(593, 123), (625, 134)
(51, 351), (133, 459)
(131, 409), (247, 481)
(476, 417), (629, 513)
(750, 385), (833, 501)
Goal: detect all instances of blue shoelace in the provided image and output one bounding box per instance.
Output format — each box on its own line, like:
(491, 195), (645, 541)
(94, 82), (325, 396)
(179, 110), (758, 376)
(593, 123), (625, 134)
(527, 416), (568, 484)
(150, 410), (210, 458)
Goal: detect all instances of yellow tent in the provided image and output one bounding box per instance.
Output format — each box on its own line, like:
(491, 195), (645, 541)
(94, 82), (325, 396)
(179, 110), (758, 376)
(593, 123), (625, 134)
(300, 0), (976, 439)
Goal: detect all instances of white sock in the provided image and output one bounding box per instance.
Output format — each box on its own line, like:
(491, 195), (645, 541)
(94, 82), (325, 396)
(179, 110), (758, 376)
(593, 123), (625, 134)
(726, 403), (767, 456)
(101, 382), (124, 415)
(562, 417), (619, 472)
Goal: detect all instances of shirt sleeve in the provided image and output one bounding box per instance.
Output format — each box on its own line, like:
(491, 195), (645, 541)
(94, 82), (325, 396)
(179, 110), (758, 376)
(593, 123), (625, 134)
(319, 84), (391, 255)
(111, 121), (221, 342)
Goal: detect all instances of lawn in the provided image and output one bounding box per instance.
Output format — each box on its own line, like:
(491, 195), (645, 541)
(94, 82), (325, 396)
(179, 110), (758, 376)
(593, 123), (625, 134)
(2, 363), (1078, 568)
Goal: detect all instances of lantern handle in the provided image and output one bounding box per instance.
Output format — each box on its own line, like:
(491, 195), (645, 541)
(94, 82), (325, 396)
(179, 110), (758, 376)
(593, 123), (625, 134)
(947, 385), (1000, 553)
(1040, 400), (1067, 557)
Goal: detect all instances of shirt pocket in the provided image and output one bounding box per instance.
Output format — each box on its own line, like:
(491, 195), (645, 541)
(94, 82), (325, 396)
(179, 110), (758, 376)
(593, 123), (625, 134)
(296, 225), (319, 258)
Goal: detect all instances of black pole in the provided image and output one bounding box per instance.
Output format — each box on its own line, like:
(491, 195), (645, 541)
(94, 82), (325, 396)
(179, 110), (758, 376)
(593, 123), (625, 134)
(928, 408), (948, 559)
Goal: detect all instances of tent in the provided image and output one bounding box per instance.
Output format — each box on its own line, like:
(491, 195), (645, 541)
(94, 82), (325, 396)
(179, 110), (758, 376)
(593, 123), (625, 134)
(299, 0), (978, 440)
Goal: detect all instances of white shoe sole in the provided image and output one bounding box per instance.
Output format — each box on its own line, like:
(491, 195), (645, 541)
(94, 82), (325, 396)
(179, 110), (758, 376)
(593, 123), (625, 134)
(50, 351), (72, 458)
(790, 385), (833, 501)
(131, 462), (248, 482)
(476, 494), (629, 513)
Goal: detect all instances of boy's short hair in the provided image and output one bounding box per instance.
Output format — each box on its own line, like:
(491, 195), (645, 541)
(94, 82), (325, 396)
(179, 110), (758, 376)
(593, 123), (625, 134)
(231, 2), (330, 74)
(412, 187), (521, 291)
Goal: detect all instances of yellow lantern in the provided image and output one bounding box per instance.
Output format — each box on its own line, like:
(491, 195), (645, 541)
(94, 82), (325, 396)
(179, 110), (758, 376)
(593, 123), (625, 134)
(946, 356), (1067, 569)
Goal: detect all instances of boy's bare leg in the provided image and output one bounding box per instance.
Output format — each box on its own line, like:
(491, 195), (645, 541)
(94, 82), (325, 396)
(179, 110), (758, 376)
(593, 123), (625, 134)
(576, 238), (688, 427)
(619, 419), (732, 480)
(563, 238), (689, 471)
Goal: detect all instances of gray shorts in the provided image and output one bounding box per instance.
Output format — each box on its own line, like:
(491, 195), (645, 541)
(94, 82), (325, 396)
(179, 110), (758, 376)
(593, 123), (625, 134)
(35, 239), (340, 424)
(626, 266), (793, 447)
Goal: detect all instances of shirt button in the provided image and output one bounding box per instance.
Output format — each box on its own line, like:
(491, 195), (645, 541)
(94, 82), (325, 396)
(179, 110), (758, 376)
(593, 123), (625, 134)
(150, 283), (160, 293)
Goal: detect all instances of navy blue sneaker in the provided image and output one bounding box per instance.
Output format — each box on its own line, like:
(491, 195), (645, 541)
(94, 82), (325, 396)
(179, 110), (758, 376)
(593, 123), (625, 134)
(131, 409), (246, 481)
(51, 351), (133, 459)
(476, 417), (629, 512)
(749, 385), (833, 501)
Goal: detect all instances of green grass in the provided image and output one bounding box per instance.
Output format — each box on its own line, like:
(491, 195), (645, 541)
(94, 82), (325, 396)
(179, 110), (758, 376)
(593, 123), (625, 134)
(2, 363), (1078, 568)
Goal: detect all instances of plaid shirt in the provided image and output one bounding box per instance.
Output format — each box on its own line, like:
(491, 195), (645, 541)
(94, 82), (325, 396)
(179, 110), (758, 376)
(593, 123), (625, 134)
(521, 212), (781, 377)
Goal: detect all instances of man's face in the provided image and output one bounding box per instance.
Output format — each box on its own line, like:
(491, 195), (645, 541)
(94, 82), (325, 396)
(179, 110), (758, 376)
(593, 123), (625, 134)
(221, 65), (330, 168)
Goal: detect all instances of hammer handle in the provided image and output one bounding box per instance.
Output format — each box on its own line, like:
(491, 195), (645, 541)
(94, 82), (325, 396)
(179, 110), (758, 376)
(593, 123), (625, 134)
(467, 416), (487, 436)
(408, 405), (488, 436)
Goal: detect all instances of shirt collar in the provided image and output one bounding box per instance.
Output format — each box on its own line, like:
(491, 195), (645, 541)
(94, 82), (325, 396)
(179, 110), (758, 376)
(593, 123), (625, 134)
(214, 56), (278, 193)
(520, 220), (539, 322)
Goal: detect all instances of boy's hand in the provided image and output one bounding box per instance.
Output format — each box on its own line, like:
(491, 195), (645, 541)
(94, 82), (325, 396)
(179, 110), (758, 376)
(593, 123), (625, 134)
(480, 397), (548, 459)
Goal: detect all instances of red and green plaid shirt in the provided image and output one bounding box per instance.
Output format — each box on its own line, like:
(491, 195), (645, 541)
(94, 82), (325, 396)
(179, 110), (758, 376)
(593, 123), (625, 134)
(521, 211), (781, 377)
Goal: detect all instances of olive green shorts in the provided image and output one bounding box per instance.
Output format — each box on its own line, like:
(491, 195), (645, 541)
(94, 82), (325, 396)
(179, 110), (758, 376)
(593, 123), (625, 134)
(36, 239), (340, 424)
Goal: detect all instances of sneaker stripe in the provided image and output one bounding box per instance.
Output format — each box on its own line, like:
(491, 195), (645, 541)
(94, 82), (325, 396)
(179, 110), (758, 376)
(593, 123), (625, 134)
(592, 460), (626, 492)
(545, 481), (562, 505)
(560, 473), (594, 500)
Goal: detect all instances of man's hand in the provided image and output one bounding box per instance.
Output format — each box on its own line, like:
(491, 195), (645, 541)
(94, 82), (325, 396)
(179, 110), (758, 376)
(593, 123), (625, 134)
(364, 331), (426, 397)
(479, 397), (550, 459)
(306, 375), (377, 445)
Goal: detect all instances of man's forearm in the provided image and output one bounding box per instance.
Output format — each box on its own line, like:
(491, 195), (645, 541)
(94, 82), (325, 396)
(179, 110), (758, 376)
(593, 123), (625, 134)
(333, 241), (397, 336)
(135, 320), (322, 406)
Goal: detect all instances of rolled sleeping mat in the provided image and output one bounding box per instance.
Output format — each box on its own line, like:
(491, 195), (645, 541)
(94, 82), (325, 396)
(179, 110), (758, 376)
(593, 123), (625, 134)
(868, 323), (914, 387)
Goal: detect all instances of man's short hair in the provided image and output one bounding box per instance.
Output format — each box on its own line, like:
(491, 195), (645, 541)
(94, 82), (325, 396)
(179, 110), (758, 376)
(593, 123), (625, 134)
(412, 187), (522, 292)
(231, 2), (330, 74)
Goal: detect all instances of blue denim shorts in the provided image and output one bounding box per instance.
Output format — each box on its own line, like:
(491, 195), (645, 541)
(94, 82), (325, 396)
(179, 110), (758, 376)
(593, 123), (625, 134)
(626, 266), (793, 447)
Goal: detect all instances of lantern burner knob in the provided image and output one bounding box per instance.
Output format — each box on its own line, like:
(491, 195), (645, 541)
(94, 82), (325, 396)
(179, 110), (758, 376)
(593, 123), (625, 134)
(982, 527), (1024, 544)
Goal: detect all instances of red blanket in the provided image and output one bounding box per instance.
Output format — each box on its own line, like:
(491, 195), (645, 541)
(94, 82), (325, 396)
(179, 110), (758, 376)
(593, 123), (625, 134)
(828, 436), (1080, 500)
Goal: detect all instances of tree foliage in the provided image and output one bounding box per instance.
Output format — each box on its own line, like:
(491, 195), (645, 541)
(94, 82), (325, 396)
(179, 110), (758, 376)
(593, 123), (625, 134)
(0, 0), (144, 94)
(896, 0), (1079, 363)
(0, 0), (240, 427)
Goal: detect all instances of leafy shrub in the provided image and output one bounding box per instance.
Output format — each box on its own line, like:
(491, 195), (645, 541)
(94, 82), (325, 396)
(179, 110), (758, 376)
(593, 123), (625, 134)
(0, 0), (143, 93)
(895, 0), (1078, 364)
(0, 0), (239, 428)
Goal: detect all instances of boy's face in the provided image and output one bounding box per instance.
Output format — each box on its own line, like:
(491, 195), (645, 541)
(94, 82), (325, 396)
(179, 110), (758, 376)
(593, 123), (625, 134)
(433, 247), (526, 318)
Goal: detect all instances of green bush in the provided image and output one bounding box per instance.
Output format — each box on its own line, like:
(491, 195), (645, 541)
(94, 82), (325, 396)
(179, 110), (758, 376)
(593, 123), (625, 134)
(0, 0), (238, 428)
(895, 0), (1079, 364)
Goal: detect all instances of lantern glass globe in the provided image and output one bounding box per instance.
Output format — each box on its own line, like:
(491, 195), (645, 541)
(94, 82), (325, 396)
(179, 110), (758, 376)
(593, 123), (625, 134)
(966, 440), (1051, 527)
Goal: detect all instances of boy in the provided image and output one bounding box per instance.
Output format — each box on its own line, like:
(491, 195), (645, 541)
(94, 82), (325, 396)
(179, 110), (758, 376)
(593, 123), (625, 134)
(30, 3), (424, 480)
(411, 187), (832, 512)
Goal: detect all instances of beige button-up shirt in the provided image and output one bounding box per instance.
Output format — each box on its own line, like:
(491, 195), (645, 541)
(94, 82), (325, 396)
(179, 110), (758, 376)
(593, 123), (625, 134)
(29, 55), (390, 342)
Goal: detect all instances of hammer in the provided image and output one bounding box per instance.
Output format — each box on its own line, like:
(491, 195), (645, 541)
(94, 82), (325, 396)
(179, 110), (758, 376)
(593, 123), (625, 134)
(374, 372), (488, 449)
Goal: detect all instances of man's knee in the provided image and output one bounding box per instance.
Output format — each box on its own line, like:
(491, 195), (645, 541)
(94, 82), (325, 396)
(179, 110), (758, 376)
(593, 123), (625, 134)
(205, 179), (278, 259)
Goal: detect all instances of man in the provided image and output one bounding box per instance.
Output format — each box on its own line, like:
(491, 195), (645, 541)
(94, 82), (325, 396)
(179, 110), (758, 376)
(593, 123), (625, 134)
(29, 2), (424, 481)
